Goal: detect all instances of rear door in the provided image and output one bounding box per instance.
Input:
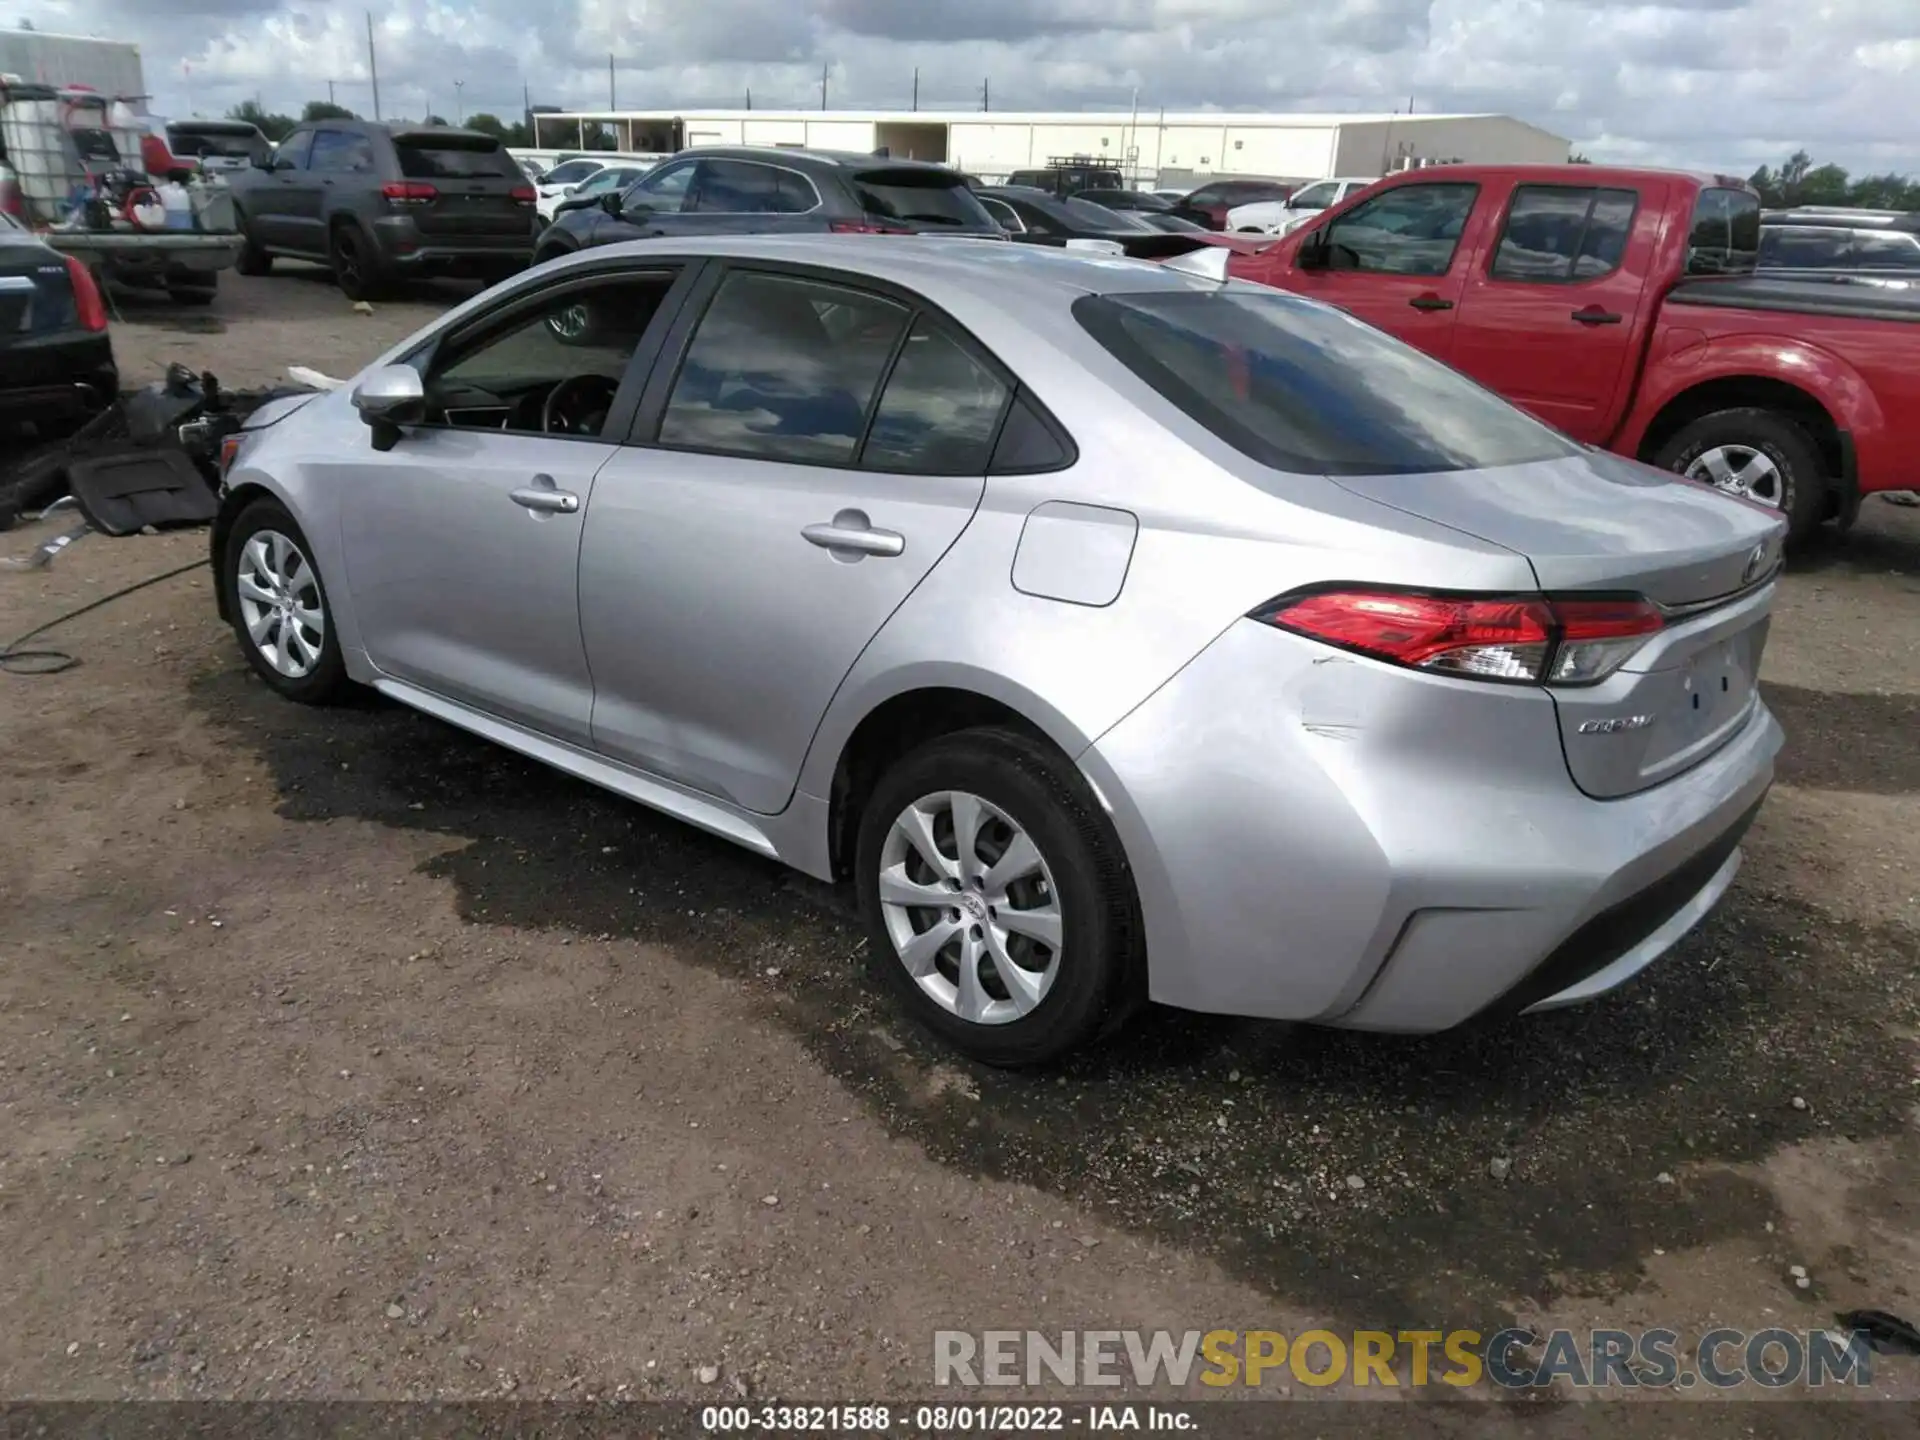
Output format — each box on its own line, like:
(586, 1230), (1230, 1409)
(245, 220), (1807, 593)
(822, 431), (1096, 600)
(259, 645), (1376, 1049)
(579, 265), (1009, 811)
(391, 131), (530, 240)
(1449, 180), (1656, 443)
(1282, 179), (1484, 360)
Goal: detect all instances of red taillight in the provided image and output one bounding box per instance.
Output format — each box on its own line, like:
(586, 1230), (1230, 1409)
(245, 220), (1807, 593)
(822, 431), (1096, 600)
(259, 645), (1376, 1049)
(1255, 589), (1663, 686)
(830, 219), (911, 235)
(65, 255), (108, 332)
(0, 177), (24, 220)
(510, 184), (535, 205)
(381, 181), (438, 205)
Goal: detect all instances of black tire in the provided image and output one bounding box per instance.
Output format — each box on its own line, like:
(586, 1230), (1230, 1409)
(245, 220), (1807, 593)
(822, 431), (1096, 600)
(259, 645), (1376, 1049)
(222, 498), (349, 704)
(234, 225), (272, 276)
(329, 222), (386, 302)
(854, 727), (1142, 1067)
(1653, 407), (1828, 546)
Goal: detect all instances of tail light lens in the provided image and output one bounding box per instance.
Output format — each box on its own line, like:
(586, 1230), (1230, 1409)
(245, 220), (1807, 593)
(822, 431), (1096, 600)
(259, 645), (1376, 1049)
(381, 182), (438, 205)
(218, 433), (244, 477)
(1254, 589), (1662, 686)
(65, 255), (108, 332)
(510, 185), (535, 205)
(830, 219), (911, 235)
(0, 176), (23, 220)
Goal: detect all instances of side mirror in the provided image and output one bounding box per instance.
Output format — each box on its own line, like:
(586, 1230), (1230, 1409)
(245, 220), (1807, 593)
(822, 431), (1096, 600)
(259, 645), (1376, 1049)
(351, 365), (425, 451)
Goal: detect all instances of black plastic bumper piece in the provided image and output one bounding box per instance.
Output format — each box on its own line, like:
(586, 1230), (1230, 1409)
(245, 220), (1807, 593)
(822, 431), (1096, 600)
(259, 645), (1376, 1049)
(1482, 793), (1767, 1020)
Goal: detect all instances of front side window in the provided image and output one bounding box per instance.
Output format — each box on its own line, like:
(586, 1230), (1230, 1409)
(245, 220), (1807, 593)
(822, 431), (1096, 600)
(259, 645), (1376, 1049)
(418, 275), (677, 437)
(633, 162), (696, 211)
(1320, 183), (1479, 276)
(1490, 185), (1639, 282)
(862, 320), (1011, 475)
(1074, 287), (1578, 476)
(271, 130), (313, 170)
(658, 271), (909, 464)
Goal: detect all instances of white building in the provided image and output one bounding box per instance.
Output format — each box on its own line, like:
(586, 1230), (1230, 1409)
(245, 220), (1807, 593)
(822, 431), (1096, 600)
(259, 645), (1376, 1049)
(528, 108), (1571, 187)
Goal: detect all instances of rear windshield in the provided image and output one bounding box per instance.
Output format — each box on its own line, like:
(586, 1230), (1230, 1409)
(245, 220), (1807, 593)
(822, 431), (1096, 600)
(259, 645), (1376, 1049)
(854, 172), (996, 228)
(169, 129), (260, 159)
(395, 136), (518, 180)
(1057, 197), (1152, 231)
(1686, 187), (1761, 275)
(1074, 289), (1578, 476)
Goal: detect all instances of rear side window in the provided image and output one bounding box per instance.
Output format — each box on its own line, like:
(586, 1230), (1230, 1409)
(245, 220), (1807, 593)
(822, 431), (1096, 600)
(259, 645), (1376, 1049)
(861, 320), (1011, 475)
(1490, 185), (1639, 281)
(1851, 230), (1920, 270)
(395, 137), (517, 180)
(854, 171), (994, 228)
(979, 196), (1022, 231)
(659, 272), (908, 464)
(309, 129), (376, 173)
(1686, 187), (1761, 275)
(1074, 289), (1578, 476)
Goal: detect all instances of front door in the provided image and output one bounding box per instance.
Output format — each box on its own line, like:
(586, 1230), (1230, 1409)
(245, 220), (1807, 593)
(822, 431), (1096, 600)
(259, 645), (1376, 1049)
(1450, 182), (1654, 444)
(1281, 180), (1482, 362)
(580, 265), (1008, 812)
(331, 268), (689, 744)
(250, 129), (313, 251)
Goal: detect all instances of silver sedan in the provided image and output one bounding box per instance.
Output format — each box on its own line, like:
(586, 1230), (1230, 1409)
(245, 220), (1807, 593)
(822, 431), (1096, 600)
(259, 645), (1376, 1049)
(212, 235), (1784, 1064)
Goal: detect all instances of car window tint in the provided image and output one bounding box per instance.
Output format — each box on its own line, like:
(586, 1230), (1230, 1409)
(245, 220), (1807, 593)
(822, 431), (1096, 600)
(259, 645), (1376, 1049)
(544, 160), (602, 186)
(854, 172), (991, 227)
(692, 160), (795, 213)
(1058, 197), (1147, 230)
(1758, 226), (1852, 267)
(420, 277), (676, 437)
(1686, 187), (1760, 275)
(1851, 230), (1920, 270)
(1323, 183), (1478, 276)
(271, 131), (313, 169)
(1185, 186), (1224, 206)
(635, 162), (695, 210)
(659, 272), (910, 464)
(989, 390), (1073, 473)
(979, 196), (1022, 230)
(396, 138), (517, 180)
(861, 320), (1011, 475)
(1491, 185), (1638, 281)
(1074, 288), (1578, 476)
(308, 129), (375, 173)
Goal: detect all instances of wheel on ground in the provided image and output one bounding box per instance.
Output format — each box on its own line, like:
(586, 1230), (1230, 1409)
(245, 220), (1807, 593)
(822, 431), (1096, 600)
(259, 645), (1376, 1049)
(1653, 406), (1828, 545)
(854, 727), (1141, 1066)
(329, 223), (385, 302)
(234, 225), (272, 276)
(223, 499), (349, 704)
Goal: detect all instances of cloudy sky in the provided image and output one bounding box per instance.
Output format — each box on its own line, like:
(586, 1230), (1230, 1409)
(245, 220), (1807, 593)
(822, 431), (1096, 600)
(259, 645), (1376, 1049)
(17, 0), (1920, 176)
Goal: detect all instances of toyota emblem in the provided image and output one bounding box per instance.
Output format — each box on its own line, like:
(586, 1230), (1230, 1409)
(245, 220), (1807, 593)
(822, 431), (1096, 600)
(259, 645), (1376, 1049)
(1741, 542), (1769, 586)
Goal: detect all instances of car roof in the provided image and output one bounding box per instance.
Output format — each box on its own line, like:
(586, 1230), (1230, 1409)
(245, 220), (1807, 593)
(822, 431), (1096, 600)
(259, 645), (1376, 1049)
(545, 232), (1229, 306)
(663, 145), (960, 174)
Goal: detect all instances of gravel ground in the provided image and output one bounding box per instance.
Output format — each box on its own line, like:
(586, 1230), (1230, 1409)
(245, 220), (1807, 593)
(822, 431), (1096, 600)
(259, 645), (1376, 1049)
(1, 271), (1917, 1421)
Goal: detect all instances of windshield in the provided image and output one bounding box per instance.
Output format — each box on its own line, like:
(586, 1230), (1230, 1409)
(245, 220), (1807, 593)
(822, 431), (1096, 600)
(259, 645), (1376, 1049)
(1074, 288), (1579, 476)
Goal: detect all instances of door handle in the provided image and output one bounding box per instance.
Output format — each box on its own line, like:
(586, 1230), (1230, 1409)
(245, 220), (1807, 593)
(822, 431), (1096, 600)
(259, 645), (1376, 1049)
(1407, 294), (1454, 312)
(1572, 307), (1623, 325)
(803, 515), (905, 558)
(510, 478), (580, 514)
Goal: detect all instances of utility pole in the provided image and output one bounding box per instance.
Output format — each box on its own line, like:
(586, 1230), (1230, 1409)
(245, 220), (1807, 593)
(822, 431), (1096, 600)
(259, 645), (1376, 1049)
(746, 86), (752, 110)
(522, 79), (531, 143)
(981, 77), (989, 112)
(608, 53), (615, 111)
(327, 78), (335, 106)
(821, 61), (829, 111)
(366, 12), (381, 121)
(912, 66), (918, 111)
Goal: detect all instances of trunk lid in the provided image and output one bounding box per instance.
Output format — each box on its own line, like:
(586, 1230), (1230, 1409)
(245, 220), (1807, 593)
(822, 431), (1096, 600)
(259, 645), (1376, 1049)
(391, 133), (529, 238)
(1330, 449), (1786, 799)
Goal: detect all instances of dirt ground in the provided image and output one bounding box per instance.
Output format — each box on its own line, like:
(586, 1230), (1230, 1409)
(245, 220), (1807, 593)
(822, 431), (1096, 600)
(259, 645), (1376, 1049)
(2, 269), (1918, 1427)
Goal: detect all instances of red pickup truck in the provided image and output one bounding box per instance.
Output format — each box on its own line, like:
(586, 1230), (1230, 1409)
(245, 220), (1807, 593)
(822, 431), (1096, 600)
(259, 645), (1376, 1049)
(1230, 164), (1920, 543)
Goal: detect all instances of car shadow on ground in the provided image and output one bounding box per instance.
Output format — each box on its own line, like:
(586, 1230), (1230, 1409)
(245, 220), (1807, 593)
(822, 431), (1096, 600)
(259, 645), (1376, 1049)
(192, 664), (1920, 1331)
(1787, 507), (1920, 581)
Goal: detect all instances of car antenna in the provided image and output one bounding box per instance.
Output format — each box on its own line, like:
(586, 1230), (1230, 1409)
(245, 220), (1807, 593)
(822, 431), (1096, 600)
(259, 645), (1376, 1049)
(1162, 244), (1232, 286)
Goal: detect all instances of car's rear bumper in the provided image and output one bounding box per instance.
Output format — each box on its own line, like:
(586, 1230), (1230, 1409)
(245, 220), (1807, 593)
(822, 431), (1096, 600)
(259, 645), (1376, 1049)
(1079, 618), (1781, 1032)
(0, 332), (117, 421)
(371, 217), (533, 272)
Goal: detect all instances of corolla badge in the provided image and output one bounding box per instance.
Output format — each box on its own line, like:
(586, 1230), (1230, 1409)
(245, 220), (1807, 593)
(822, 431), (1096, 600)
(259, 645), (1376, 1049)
(1577, 715), (1654, 734)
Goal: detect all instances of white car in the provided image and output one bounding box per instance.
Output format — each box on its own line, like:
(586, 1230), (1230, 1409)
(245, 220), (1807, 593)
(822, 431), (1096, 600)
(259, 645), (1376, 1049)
(535, 163), (656, 224)
(533, 157), (610, 202)
(1227, 177), (1375, 235)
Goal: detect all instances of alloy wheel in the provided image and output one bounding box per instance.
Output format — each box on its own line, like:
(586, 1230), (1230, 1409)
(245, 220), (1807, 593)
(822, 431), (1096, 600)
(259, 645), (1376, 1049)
(1686, 444), (1784, 508)
(877, 790), (1063, 1025)
(236, 529), (326, 678)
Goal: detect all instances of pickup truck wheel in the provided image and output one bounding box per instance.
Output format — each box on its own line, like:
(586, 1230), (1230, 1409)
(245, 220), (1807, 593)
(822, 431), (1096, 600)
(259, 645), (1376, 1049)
(1655, 408), (1826, 545)
(234, 228), (272, 276)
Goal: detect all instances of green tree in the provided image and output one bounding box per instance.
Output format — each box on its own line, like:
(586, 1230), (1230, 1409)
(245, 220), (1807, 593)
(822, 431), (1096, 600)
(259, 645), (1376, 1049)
(227, 99), (294, 141)
(1747, 149), (1920, 211)
(1568, 151), (1592, 164)
(464, 112), (532, 146)
(301, 100), (357, 122)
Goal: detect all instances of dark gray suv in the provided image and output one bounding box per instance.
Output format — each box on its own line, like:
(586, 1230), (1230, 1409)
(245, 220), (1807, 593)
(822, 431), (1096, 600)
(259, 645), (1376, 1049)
(230, 122), (536, 299)
(532, 146), (1002, 266)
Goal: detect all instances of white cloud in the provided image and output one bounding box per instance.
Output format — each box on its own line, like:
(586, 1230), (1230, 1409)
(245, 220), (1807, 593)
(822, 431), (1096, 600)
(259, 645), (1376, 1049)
(16, 0), (1919, 174)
